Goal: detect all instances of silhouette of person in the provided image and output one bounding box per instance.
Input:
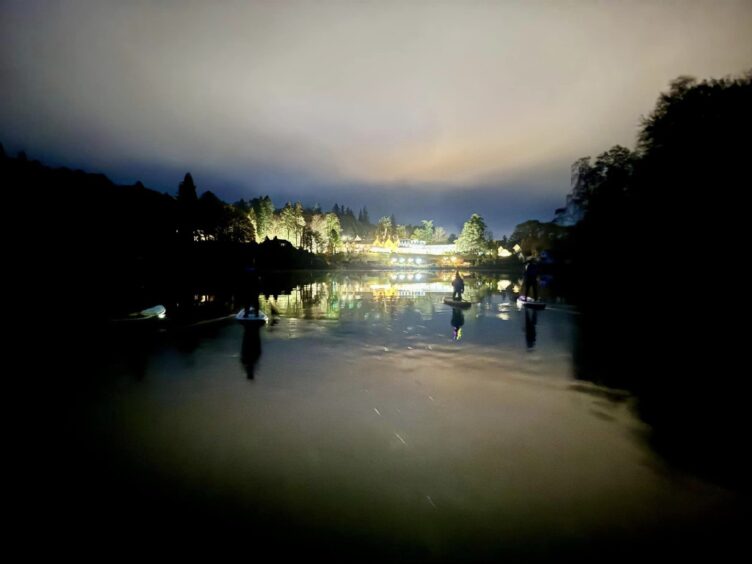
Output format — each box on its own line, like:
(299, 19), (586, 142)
(523, 256), (540, 301)
(451, 307), (465, 340)
(452, 271), (465, 301)
(241, 266), (261, 317)
(241, 324), (262, 379)
(524, 307), (538, 349)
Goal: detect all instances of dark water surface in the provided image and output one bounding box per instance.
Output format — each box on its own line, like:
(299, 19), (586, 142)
(41, 271), (744, 561)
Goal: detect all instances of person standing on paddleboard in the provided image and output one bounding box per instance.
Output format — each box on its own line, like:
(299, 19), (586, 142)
(452, 271), (465, 301)
(523, 255), (540, 301)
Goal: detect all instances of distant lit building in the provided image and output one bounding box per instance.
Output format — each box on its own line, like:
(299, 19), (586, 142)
(370, 239), (456, 256)
(399, 239), (426, 248)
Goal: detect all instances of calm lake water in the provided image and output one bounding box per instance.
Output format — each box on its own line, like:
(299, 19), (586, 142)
(52, 271), (744, 561)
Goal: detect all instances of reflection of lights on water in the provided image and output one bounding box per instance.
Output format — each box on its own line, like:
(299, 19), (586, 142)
(370, 282), (452, 294)
(512, 284), (521, 293)
(497, 280), (511, 291)
(497, 313), (510, 321)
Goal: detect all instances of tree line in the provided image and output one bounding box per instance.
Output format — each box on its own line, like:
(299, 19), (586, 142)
(510, 71), (751, 488)
(505, 71), (751, 269)
(1, 144), (503, 263)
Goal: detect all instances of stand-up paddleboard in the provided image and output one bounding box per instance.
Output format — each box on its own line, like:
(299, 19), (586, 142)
(517, 296), (546, 310)
(139, 305), (167, 319)
(443, 297), (472, 309)
(236, 309), (268, 324)
(111, 304), (167, 323)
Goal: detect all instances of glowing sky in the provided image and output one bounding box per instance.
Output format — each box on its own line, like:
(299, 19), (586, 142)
(2, 1), (751, 234)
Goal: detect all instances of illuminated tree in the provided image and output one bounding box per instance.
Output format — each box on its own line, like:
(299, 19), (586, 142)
(224, 205), (255, 243)
(413, 220), (434, 242)
(325, 212), (342, 254)
(193, 191), (257, 243)
(250, 196), (274, 239)
(395, 224), (409, 239)
(280, 201), (305, 246)
(432, 226), (448, 243)
(300, 225), (314, 252)
(456, 214), (489, 255)
(309, 213), (329, 253)
(293, 202), (306, 244)
(376, 216), (392, 242)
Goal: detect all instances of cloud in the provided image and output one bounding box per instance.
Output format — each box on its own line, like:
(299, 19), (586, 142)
(2, 0), (751, 231)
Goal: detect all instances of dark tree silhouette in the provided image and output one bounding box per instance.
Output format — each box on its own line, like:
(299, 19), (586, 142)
(177, 173), (199, 243)
(567, 72), (752, 488)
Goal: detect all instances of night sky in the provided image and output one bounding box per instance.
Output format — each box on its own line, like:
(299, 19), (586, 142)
(2, 1), (751, 235)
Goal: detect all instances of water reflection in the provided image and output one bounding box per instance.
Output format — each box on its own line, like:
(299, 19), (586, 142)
(70, 269), (745, 560)
(253, 271), (516, 324)
(237, 271), (745, 489)
(401, 300), (424, 329)
(240, 325), (262, 379)
(451, 307), (464, 340)
(239, 271), (570, 355)
(524, 307), (538, 349)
